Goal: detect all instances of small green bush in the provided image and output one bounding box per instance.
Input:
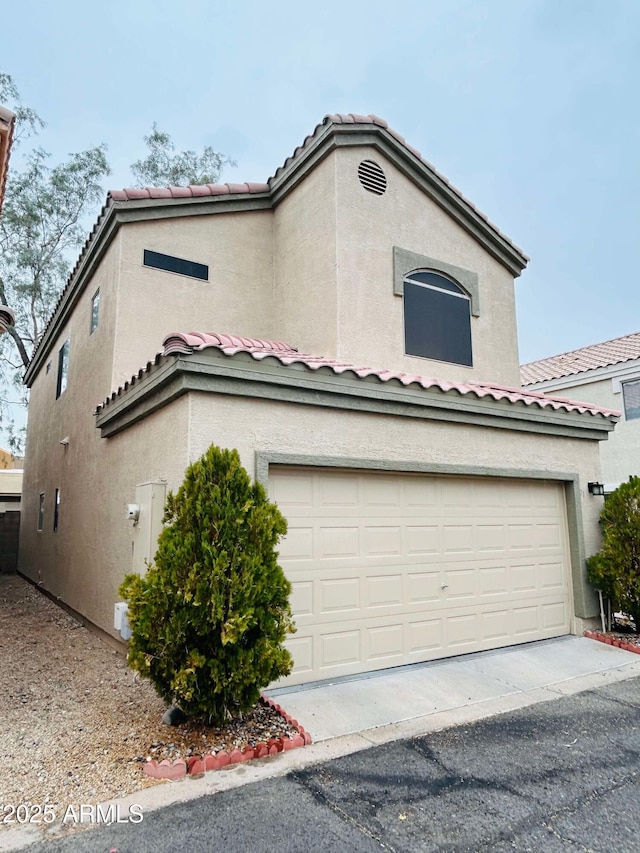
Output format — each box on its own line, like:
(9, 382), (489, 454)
(119, 445), (295, 722)
(587, 475), (640, 632)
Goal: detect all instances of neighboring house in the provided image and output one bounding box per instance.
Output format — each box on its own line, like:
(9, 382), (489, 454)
(19, 114), (619, 687)
(0, 105), (15, 216)
(0, 467), (22, 574)
(521, 332), (640, 493)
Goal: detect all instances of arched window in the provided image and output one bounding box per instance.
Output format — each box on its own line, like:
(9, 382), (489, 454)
(403, 270), (472, 366)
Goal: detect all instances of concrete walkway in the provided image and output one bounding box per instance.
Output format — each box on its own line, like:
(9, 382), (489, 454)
(267, 635), (640, 742)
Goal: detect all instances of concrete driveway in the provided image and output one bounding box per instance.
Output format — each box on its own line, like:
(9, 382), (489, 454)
(5, 635), (640, 853)
(13, 664), (640, 852)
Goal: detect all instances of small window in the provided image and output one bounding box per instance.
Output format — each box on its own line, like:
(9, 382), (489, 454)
(623, 380), (640, 420)
(53, 488), (60, 532)
(37, 493), (45, 531)
(90, 289), (100, 334)
(143, 249), (208, 281)
(56, 339), (70, 398)
(403, 270), (472, 366)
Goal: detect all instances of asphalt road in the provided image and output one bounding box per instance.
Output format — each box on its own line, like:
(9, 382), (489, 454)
(19, 675), (640, 852)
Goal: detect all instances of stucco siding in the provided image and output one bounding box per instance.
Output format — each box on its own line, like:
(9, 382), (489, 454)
(19, 235), (123, 619)
(112, 210), (275, 387)
(272, 152), (338, 356)
(333, 148), (521, 385)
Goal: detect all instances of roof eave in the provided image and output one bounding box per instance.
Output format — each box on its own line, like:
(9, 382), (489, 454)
(95, 349), (616, 441)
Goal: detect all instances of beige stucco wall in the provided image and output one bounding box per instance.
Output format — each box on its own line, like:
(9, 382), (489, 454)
(20, 233), (124, 627)
(272, 153), (339, 356)
(332, 148), (522, 385)
(22, 345), (605, 639)
(544, 374), (640, 486)
(111, 210), (275, 388)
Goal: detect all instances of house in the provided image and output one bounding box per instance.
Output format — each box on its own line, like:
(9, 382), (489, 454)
(521, 332), (640, 493)
(18, 114), (619, 686)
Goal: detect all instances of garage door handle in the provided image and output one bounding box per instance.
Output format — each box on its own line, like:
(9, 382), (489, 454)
(441, 583), (449, 589)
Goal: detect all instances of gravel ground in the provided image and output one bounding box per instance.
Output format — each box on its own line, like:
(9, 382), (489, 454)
(0, 575), (299, 814)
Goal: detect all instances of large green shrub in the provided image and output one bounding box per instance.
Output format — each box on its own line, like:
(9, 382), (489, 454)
(587, 475), (640, 632)
(119, 445), (295, 722)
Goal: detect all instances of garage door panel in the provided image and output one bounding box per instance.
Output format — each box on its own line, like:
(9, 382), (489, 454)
(321, 577), (360, 612)
(367, 624), (404, 661)
(319, 526), (359, 558)
(366, 574), (403, 607)
(278, 526), (314, 560)
(443, 524), (474, 553)
(363, 525), (402, 556)
(274, 468), (572, 686)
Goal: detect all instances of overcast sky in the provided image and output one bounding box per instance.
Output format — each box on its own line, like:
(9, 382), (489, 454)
(2, 0), (639, 370)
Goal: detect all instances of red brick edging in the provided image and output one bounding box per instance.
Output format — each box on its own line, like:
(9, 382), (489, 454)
(143, 695), (311, 780)
(584, 629), (640, 655)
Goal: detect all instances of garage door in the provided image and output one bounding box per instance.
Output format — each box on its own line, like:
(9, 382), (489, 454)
(270, 467), (572, 686)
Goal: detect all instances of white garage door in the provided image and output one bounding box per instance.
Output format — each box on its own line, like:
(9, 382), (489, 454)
(271, 467), (572, 686)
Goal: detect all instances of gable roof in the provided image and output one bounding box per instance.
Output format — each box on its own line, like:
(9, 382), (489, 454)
(96, 331), (620, 425)
(25, 113), (529, 387)
(0, 105), (15, 218)
(521, 331), (640, 385)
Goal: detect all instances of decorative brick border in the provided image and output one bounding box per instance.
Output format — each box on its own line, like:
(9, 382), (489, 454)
(143, 695), (311, 780)
(584, 629), (640, 655)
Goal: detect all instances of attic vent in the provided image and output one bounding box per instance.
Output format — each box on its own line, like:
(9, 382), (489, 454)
(358, 159), (387, 195)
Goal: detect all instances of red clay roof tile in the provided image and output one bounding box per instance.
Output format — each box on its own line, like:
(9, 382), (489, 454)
(156, 331), (619, 420)
(521, 331), (640, 384)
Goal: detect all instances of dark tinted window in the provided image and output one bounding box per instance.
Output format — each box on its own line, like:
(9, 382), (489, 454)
(143, 249), (208, 281)
(404, 274), (472, 366)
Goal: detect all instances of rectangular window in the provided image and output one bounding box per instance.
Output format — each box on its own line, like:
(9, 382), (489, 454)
(53, 488), (60, 532)
(623, 379), (640, 420)
(143, 249), (208, 281)
(37, 493), (45, 531)
(56, 339), (70, 398)
(90, 289), (100, 334)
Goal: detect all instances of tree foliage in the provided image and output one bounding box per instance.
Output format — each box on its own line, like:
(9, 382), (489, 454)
(0, 73), (233, 451)
(130, 123), (235, 188)
(119, 446), (295, 722)
(0, 73), (111, 449)
(587, 476), (640, 632)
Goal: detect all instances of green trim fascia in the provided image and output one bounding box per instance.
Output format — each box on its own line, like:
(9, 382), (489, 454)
(256, 452), (595, 621)
(563, 479), (596, 619)
(393, 246), (480, 316)
(95, 350), (616, 440)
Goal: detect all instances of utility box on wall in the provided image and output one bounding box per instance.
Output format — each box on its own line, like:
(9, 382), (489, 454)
(130, 481), (166, 576)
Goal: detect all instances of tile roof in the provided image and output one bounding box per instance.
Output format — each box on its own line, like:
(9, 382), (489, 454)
(97, 331), (619, 420)
(521, 331), (640, 385)
(108, 114), (527, 261)
(109, 182), (270, 202)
